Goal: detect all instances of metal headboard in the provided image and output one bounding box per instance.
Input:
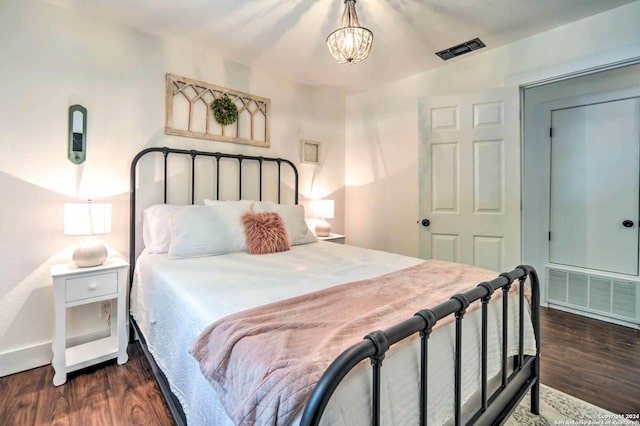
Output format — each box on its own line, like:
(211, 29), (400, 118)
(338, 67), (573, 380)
(129, 146), (299, 282)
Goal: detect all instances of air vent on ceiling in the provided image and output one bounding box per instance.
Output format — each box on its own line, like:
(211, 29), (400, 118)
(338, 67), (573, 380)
(436, 38), (486, 61)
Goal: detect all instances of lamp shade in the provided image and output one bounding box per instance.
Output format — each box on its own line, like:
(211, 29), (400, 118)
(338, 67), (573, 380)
(311, 199), (335, 219)
(64, 203), (112, 236)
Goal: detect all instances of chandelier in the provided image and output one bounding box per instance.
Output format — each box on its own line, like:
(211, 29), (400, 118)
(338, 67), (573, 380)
(326, 0), (373, 64)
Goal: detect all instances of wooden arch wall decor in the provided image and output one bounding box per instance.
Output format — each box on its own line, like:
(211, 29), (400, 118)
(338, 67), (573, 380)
(165, 74), (271, 148)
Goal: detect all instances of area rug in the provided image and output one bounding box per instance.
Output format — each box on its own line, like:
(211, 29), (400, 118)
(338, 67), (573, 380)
(507, 384), (639, 425)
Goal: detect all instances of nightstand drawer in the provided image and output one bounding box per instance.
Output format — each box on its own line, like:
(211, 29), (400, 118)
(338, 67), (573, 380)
(65, 272), (117, 302)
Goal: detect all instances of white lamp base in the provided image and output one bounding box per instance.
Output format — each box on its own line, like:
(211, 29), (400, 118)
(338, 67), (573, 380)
(72, 237), (108, 267)
(315, 219), (331, 238)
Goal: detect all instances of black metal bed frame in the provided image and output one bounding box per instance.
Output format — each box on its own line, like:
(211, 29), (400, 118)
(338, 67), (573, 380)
(301, 266), (540, 426)
(128, 147), (540, 426)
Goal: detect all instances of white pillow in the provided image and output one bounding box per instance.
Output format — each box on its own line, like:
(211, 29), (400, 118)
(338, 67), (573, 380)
(203, 199), (252, 208)
(203, 199), (271, 212)
(168, 205), (249, 259)
(202, 199), (317, 246)
(270, 204), (317, 246)
(142, 204), (186, 254)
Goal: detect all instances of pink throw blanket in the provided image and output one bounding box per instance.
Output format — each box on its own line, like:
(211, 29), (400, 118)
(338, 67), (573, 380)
(190, 259), (510, 426)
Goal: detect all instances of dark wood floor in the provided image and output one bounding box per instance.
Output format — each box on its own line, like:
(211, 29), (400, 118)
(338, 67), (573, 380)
(539, 307), (640, 415)
(1, 307), (639, 425)
(0, 342), (173, 426)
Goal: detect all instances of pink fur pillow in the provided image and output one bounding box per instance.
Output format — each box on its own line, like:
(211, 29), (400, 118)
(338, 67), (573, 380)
(241, 211), (290, 255)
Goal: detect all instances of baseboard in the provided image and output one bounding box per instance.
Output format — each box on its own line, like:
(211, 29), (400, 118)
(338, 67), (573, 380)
(0, 341), (52, 377)
(0, 328), (111, 377)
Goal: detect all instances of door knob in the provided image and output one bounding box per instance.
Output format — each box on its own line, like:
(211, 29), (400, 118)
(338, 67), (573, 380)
(622, 220), (634, 228)
(421, 219), (431, 227)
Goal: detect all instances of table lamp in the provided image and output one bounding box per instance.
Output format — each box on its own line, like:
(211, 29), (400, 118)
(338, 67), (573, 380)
(311, 199), (334, 237)
(64, 202), (112, 267)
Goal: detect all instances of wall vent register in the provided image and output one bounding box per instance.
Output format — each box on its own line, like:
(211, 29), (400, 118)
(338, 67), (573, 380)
(546, 266), (638, 327)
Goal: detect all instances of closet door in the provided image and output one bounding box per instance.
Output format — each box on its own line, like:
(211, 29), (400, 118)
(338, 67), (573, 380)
(549, 98), (640, 275)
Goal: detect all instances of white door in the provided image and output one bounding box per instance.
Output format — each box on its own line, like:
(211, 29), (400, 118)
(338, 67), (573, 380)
(418, 87), (521, 272)
(549, 98), (640, 276)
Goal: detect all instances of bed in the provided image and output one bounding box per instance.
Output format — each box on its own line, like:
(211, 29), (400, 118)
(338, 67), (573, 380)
(128, 147), (541, 426)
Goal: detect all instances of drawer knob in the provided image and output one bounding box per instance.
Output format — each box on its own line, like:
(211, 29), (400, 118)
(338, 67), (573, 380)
(89, 283), (97, 290)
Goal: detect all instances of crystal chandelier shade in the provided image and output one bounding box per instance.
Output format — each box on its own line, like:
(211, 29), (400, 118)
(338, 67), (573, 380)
(326, 0), (373, 64)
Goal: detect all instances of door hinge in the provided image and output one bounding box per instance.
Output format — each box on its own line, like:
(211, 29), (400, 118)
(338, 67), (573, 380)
(549, 127), (553, 138)
(548, 231), (551, 241)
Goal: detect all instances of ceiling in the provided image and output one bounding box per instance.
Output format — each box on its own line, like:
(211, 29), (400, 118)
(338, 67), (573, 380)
(46, 0), (637, 93)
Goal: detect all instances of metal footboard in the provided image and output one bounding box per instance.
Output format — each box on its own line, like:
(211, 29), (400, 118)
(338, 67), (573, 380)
(300, 265), (540, 426)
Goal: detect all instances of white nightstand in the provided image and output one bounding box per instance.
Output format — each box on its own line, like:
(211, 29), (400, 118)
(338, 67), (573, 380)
(50, 257), (129, 386)
(317, 233), (346, 244)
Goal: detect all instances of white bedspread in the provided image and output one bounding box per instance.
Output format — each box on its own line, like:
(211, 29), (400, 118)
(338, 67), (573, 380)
(130, 241), (536, 425)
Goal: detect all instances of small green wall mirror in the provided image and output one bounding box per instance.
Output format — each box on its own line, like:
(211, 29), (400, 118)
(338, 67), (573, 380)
(68, 105), (87, 164)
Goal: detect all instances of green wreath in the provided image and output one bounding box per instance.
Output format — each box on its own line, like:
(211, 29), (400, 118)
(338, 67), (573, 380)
(210, 95), (238, 126)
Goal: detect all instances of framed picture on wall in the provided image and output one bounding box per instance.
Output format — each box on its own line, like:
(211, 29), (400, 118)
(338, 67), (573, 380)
(301, 139), (321, 164)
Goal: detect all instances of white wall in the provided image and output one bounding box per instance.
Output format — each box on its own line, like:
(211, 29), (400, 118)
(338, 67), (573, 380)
(0, 0), (346, 376)
(4, 0), (640, 378)
(345, 1), (640, 257)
